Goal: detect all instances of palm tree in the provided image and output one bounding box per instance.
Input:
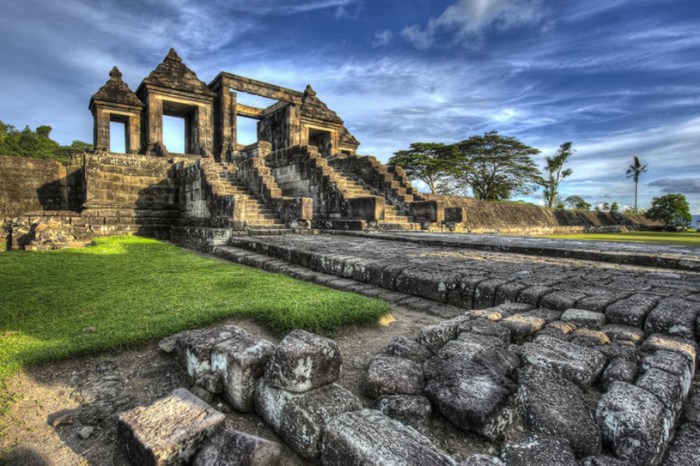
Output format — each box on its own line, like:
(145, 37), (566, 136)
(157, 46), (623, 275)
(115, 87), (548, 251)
(626, 156), (648, 213)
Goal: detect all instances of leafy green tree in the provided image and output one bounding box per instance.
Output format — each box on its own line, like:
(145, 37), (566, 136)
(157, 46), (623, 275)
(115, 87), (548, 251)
(564, 195), (591, 210)
(610, 202), (620, 213)
(388, 142), (463, 194)
(602, 202), (610, 211)
(454, 131), (541, 201)
(0, 119), (91, 163)
(626, 156), (648, 213)
(645, 193), (692, 229)
(541, 142), (574, 208)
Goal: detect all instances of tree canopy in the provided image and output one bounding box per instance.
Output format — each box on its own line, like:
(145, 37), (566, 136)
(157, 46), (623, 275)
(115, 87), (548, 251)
(454, 131), (541, 201)
(564, 195), (591, 210)
(388, 142), (463, 194)
(645, 193), (692, 229)
(541, 141), (574, 208)
(0, 120), (90, 163)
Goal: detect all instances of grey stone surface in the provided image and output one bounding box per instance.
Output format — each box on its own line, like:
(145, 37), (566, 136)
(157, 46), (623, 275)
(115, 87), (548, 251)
(459, 454), (504, 465)
(385, 335), (432, 363)
(520, 335), (606, 387)
(602, 324), (645, 344)
(116, 388), (225, 466)
(192, 426), (283, 466)
(605, 294), (660, 327)
(561, 308), (606, 329)
(644, 298), (699, 340)
(521, 308), (562, 324)
(635, 367), (685, 416)
(210, 330), (275, 412)
(579, 455), (630, 465)
(681, 386), (700, 426)
(265, 329), (342, 393)
(419, 318), (468, 354)
(437, 332), (505, 361)
(540, 291), (586, 311)
(601, 357), (637, 388)
(570, 328), (611, 347)
(596, 381), (670, 466)
(518, 365), (601, 457)
(640, 350), (693, 398)
(501, 435), (578, 466)
(642, 334), (699, 367)
(500, 315), (545, 343)
(460, 319), (511, 345)
(175, 325), (248, 379)
(663, 423), (700, 465)
(321, 409), (456, 466)
(599, 342), (639, 362)
(375, 394), (432, 430)
(472, 346), (521, 377)
(361, 355), (424, 398)
(424, 356), (518, 440)
(254, 380), (361, 459)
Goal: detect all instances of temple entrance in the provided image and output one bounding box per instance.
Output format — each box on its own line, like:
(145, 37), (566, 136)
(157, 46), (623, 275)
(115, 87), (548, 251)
(109, 118), (127, 153)
(308, 128), (333, 157)
(162, 101), (197, 154)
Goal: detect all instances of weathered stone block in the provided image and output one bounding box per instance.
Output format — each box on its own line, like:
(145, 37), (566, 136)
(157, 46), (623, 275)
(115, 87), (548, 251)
(501, 435), (578, 466)
(644, 298), (699, 340)
(264, 329), (341, 393)
(500, 315), (545, 343)
(640, 350), (693, 398)
(540, 291), (586, 311)
(210, 331), (275, 412)
(561, 308), (606, 329)
(602, 324), (645, 344)
(605, 293), (660, 328)
(254, 380), (361, 459)
(176, 325), (246, 379)
(424, 357), (519, 440)
(459, 319), (511, 345)
(320, 409), (456, 466)
(385, 335), (432, 363)
(596, 382), (670, 466)
(375, 394), (432, 430)
(418, 317), (469, 354)
(520, 335), (606, 387)
(116, 388), (225, 466)
(192, 426), (283, 466)
(571, 328), (611, 347)
(601, 357), (637, 388)
(578, 455), (629, 465)
(519, 365), (601, 457)
(636, 367), (685, 416)
(361, 355), (424, 398)
(663, 423), (700, 465)
(472, 346), (521, 377)
(459, 454), (504, 465)
(642, 333), (698, 367)
(437, 332), (505, 361)
(474, 279), (509, 309)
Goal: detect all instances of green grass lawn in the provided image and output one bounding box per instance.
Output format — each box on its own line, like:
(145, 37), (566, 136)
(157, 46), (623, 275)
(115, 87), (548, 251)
(0, 236), (390, 381)
(546, 230), (700, 247)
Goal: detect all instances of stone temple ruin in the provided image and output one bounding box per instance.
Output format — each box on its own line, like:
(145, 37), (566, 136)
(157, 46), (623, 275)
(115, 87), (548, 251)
(1, 48), (652, 251)
(3, 50), (700, 465)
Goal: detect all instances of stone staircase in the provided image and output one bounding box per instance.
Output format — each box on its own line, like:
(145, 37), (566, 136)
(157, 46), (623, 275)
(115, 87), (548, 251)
(218, 171), (291, 234)
(331, 166), (421, 231)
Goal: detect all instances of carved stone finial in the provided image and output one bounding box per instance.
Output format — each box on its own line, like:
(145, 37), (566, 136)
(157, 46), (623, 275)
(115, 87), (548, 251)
(109, 66), (123, 81)
(165, 48), (182, 63)
(304, 85), (317, 98)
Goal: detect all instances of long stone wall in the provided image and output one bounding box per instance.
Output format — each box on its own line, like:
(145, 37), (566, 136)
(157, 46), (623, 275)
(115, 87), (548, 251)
(0, 155), (83, 217)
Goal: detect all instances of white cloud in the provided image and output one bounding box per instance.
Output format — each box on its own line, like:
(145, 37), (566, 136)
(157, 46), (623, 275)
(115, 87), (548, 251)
(372, 30), (394, 48)
(401, 0), (545, 49)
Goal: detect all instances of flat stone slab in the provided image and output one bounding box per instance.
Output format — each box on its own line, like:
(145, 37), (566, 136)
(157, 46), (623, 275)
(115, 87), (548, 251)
(254, 380), (361, 459)
(264, 329), (342, 393)
(520, 335), (606, 387)
(361, 355), (424, 397)
(437, 332), (505, 360)
(117, 388), (225, 466)
(519, 365), (601, 457)
(561, 308), (606, 329)
(321, 409), (456, 466)
(596, 381), (670, 466)
(210, 329), (275, 412)
(192, 426), (283, 466)
(424, 356), (518, 440)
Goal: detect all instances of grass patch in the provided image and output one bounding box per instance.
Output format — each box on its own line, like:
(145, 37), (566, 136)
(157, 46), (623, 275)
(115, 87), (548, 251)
(0, 236), (390, 382)
(546, 230), (700, 247)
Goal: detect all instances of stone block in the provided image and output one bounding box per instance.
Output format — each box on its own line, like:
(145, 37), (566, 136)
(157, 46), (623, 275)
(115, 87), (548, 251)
(520, 335), (606, 387)
(385, 335), (432, 363)
(642, 333), (698, 368)
(501, 435), (578, 466)
(116, 388), (225, 466)
(579, 455), (630, 465)
(636, 367), (685, 416)
(561, 308), (606, 329)
(176, 325), (247, 379)
(599, 342), (638, 362)
(361, 355), (424, 398)
(210, 331), (275, 412)
(437, 332), (505, 360)
(605, 294), (660, 328)
(320, 409), (456, 466)
(519, 365), (601, 457)
(601, 357), (637, 388)
(570, 328), (611, 347)
(644, 298), (699, 340)
(264, 329), (341, 393)
(460, 319), (511, 345)
(601, 324), (645, 344)
(500, 315), (545, 343)
(418, 317), (469, 354)
(540, 291), (586, 311)
(192, 426), (283, 466)
(472, 346), (521, 377)
(254, 380), (361, 459)
(521, 308), (562, 323)
(474, 279), (509, 309)
(640, 350), (693, 398)
(516, 285), (553, 307)
(459, 455), (504, 465)
(663, 423), (700, 465)
(424, 357), (519, 440)
(375, 394), (432, 430)
(596, 381), (670, 466)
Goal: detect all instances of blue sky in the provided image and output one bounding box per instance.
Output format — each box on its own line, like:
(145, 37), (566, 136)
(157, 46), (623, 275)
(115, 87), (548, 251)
(0, 0), (699, 212)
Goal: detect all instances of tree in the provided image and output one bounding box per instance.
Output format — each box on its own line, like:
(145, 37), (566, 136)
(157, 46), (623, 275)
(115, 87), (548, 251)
(626, 156), (648, 213)
(541, 141), (574, 208)
(645, 193), (692, 229)
(454, 131), (541, 201)
(388, 142), (463, 194)
(564, 195), (591, 210)
(0, 119), (91, 163)
(610, 202), (620, 213)
(602, 202), (610, 211)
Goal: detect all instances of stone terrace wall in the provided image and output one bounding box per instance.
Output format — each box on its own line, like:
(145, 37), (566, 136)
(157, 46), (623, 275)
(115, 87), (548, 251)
(421, 195), (659, 235)
(0, 155), (83, 217)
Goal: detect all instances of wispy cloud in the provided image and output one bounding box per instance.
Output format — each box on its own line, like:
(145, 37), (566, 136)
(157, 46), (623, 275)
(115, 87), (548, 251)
(372, 30), (394, 48)
(401, 0), (545, 49)
(649, 179), (700, 194)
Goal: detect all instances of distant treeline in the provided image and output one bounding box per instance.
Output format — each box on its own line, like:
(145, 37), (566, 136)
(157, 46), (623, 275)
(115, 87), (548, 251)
(0, 120), (91, 164)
